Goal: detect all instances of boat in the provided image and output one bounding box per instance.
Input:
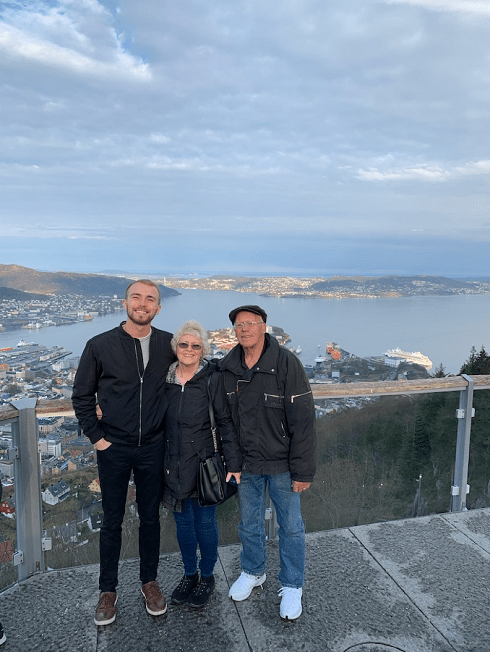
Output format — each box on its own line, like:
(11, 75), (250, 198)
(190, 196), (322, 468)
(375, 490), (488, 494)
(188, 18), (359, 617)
(314, 345), (327, 364)
(295, 346), (302, 355)
(17, 340), (36, 347)
(384, 348), (432, 369)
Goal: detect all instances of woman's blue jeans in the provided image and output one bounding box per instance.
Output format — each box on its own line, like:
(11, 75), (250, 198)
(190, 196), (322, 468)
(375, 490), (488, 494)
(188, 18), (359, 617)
(173, 498), (218, 577)
(238, 471), (305, 589)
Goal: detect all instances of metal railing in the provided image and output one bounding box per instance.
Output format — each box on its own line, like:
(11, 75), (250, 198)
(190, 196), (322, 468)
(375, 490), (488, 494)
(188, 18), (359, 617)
(310, 373), (490, 513)
(0, 373), (489, 583)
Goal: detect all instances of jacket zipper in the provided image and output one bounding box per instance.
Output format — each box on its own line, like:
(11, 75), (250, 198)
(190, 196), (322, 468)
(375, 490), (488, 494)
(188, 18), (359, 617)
(176, 383), (185, 495)
(138, 377), (143, 446)
(236, 379), (250, 392)
(133, 339), (144, 446)
(290, 390), (312, 403)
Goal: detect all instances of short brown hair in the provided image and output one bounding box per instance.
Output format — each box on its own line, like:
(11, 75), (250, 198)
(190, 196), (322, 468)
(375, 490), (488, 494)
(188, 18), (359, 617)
(125, 279), (161, 305)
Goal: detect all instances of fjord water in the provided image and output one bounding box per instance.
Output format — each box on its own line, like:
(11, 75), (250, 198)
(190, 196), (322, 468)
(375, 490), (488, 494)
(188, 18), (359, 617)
(1, 289), (490, 374)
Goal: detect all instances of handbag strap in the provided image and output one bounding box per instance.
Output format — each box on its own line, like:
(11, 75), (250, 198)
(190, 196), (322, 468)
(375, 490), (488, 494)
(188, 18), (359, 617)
(207, 375), (219, 453)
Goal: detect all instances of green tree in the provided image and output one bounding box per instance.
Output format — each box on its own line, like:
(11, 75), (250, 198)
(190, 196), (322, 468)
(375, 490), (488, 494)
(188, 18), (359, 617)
(400, 408), (432, 482)
(460, 345), (490, 375)
(433, 363), (446, 378)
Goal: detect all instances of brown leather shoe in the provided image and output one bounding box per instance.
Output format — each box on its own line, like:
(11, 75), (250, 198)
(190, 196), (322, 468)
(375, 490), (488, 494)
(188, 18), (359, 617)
(141, 581), (167, 616)
(94, 591), (117, 626)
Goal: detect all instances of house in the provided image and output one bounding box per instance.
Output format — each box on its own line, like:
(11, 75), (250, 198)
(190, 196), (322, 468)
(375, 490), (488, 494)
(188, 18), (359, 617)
(88, 478), (101, 495)
(89, 513), (103, 532)
(38, 416), (64, 434)
(0, 496), (15, 517)
(42, 479), (70, 505)
(48, 521), (78, 544)
(67, 456), (82, 472)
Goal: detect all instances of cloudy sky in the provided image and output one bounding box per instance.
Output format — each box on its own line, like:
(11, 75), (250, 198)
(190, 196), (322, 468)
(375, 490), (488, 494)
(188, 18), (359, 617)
(1, 0), (489, 277)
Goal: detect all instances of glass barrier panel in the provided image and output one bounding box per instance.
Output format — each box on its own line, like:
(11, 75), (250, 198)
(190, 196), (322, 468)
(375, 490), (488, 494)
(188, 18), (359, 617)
(302, 391), (478, 532)
(4, 384), (490, 585)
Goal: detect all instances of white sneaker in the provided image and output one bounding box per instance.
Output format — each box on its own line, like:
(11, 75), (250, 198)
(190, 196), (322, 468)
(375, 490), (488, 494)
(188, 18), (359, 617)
(228, 571), (266, 601)
(279, 587), (302, 620)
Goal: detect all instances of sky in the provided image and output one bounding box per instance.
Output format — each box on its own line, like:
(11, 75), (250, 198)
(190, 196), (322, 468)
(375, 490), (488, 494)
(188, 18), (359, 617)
(1, 0), (490, 277)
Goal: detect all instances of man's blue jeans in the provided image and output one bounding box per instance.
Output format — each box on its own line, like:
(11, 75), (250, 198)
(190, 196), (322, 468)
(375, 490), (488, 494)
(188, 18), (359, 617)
(238, 471), (305, 589)
(173, 498), (218, 577)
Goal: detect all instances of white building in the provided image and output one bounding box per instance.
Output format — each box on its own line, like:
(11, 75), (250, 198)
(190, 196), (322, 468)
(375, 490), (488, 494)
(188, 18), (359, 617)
(0, 461), (14, 481)
(42, 479), (70, 505)
(39, 437), (62, 457)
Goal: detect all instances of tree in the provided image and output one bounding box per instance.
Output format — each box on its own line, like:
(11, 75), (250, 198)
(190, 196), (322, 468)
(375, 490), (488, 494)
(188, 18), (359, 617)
(433, 363), (446, 378)
(400, 409), (431, 482)
(460, 345), (490, 375)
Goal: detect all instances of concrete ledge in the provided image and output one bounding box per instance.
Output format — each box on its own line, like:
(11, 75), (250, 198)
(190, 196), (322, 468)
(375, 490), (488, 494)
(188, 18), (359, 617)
(2, 510), (490, 651)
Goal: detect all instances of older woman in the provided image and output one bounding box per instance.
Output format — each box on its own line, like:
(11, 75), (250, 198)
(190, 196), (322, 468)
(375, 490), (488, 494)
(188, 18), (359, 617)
(163, 320), (241, 608)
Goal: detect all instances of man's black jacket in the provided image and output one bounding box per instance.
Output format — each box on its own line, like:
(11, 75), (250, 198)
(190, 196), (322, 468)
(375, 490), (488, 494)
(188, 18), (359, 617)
(72, 323), (174, 446)
(218, 333), (316, 482)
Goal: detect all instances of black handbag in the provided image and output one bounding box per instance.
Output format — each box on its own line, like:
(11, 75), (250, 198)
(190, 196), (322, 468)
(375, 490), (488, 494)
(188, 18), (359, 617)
(196, 378), (238, 507)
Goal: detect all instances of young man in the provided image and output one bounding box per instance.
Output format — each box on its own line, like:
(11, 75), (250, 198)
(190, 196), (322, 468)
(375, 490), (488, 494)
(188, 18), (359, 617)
(72, 280), (175, 626)
(219, 305), (316, 620)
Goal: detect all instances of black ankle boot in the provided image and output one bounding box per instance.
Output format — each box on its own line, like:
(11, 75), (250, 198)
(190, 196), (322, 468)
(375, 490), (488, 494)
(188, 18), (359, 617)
(170, 572), (199, 604)
(188, 575), (215, 608)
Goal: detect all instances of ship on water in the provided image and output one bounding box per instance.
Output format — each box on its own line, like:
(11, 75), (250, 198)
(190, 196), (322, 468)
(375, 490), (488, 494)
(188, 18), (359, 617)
(314, 345), (327, 364)
(384, 348), (432, 370)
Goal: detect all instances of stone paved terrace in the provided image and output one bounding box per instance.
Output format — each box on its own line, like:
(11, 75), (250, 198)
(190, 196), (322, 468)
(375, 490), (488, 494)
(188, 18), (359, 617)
(2, 508), (490, 652)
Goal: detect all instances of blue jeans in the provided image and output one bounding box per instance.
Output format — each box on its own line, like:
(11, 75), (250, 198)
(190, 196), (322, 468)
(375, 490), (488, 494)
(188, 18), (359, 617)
(97, 438), (164, 592)
(238, 471), (305, 589)
(173, 498), (218, 578)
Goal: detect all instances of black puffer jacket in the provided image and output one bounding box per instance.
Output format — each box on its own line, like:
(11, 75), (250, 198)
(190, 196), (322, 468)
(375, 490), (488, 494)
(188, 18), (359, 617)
(218, 334), (316, 482)
(163, 361), (242, 501)
(72, 323), (174, 445)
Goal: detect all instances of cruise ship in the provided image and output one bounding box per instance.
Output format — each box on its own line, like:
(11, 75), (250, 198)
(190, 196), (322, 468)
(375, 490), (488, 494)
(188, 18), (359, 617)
(384, 348), (432, 370)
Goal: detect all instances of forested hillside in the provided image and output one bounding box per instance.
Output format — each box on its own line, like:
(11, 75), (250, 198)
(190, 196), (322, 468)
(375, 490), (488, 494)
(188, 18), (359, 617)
(300, 345), (490, 532)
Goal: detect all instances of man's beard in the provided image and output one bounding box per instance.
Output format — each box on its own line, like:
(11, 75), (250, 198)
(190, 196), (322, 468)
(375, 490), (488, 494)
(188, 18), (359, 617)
(127, 309), (155, 326)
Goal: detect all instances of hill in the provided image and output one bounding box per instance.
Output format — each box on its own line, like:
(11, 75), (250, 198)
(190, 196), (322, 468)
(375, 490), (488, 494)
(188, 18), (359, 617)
(0, 286), (51, 301)
(310, 275), (478, 297)
(0, 265), (180, 298)
(164, 273), (490, 298)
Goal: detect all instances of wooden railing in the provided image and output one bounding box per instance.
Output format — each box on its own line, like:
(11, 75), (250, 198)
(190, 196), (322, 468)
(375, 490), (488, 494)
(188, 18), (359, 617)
(1, 375), (489, 421)
(310, 374), (490, 398)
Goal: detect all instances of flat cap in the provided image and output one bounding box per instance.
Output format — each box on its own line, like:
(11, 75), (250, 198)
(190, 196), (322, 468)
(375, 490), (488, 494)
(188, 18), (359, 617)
(229, 305), (267, 325)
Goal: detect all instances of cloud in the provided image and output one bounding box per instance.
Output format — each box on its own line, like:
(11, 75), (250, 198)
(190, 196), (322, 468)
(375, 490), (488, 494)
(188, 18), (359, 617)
(1, 0), (490, 275)
(0, 221), (116, 240)
(357, 160), (490, 182)
(0, 1), (151, 81)
(386, 0), (490, 15)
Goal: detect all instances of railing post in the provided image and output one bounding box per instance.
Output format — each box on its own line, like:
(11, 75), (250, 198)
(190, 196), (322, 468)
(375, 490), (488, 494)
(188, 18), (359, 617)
(10, 398), (46, 580)
(451, 375), (474, 512)
(265, 494), (278, 540)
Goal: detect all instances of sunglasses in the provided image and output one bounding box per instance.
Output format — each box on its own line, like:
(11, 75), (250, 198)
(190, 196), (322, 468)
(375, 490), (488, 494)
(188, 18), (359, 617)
(178, 342), (202, 350)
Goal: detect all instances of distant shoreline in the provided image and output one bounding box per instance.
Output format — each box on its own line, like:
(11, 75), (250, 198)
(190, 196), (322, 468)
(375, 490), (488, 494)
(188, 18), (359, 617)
(162, 274), (490, 300)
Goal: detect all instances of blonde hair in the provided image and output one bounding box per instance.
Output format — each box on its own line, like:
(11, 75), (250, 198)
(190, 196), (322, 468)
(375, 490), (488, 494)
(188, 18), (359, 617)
(171, 320), (211, 357)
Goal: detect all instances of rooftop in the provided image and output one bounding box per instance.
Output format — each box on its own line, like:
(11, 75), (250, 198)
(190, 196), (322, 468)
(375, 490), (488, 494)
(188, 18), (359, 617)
(1, 507), (489, 652)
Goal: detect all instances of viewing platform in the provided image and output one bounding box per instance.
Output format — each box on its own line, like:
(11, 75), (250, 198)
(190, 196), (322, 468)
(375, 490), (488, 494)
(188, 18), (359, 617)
(2, 375), (489, 650)
(2, 507), (490, 651)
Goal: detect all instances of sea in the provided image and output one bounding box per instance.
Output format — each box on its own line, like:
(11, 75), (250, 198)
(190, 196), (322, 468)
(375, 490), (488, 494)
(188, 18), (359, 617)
(1, 289), (490, 374)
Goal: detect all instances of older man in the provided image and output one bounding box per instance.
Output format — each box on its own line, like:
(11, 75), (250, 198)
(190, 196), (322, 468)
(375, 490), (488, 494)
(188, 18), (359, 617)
(72, 280), (174, 626)
(219, 305), (316, 620)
